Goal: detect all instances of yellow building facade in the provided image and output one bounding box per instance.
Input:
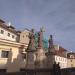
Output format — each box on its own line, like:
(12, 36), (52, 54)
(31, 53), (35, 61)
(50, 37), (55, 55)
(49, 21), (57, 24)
(67, 52), (75, 68)
(0, 19), (30, 72)
(0, 39), (22, 72)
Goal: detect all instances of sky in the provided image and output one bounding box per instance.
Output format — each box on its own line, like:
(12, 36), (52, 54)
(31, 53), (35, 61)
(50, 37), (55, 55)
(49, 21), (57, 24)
(0, 0), (75, 51)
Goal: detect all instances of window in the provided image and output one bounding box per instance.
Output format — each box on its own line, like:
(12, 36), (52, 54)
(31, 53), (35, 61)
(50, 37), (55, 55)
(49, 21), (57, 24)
(12, 35), (14, 38)
(1, 30), (4, 34)
(7, 33), (10, 37)
(26, 35), (28, 37)
(1, 51), (9, 58)
(23, 35), (24, 38)
(70, 55), (74, 58)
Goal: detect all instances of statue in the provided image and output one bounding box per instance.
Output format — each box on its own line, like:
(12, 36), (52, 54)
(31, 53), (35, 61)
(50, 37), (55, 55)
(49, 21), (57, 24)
(38, 27), (44, 48)
(26, 29), (36, 51)
(48, 35), (54, 52)
(26, 29), (36, 69)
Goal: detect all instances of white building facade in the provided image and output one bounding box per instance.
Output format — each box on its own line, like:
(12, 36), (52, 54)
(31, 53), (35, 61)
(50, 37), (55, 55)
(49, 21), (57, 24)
(54, 44), (68, 69)
(0, 20), (18, 42)
(54, 55), (67, 68)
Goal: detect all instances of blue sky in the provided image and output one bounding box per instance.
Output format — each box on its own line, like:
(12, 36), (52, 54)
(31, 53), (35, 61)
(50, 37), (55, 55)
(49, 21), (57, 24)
(0, 0), (75, 51)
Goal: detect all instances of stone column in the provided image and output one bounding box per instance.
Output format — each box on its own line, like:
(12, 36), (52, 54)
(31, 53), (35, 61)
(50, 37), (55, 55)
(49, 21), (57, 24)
(45, 35), (55, 69)
(35, 27), (46, 69)
(26, 29), (36, 69)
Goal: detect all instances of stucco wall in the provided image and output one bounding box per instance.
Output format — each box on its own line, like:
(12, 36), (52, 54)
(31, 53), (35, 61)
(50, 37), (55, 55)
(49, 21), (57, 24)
(67, 59), (75, 68)
(55, 55), (67, 68)
(0, 27), (17, 42)
(20, 30), (29, 45)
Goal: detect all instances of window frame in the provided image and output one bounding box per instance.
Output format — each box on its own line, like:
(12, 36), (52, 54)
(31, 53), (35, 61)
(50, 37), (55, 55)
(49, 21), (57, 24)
(1, 30), (4, 34)
(1, 51), (9, 58)
(7, 33), (10, 37)
(12, 35), (15, 38)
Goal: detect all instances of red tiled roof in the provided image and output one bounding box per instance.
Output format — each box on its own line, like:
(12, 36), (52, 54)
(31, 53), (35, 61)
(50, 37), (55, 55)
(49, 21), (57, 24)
(54, 46), (67, 57)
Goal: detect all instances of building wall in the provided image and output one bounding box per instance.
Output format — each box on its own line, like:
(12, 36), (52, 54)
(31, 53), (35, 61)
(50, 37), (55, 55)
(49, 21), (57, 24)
(55, 55), (67, 68)
(67, 52), (75, 68)
(20, 29), (30, 45)
(54, 44), (59, 51)
(0, 26), (30, 72)
(0, 45), (19, 68)
(0, 27), (17, 42)
(67, 59), (75, 68)
(0, 40), (20, 71)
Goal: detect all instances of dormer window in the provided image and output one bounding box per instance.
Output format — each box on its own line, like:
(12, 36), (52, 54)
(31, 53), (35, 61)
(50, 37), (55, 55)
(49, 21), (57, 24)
(70, 55), (74, 58)
(1, 30), (4, 34)
(8, 33), (10, 37)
